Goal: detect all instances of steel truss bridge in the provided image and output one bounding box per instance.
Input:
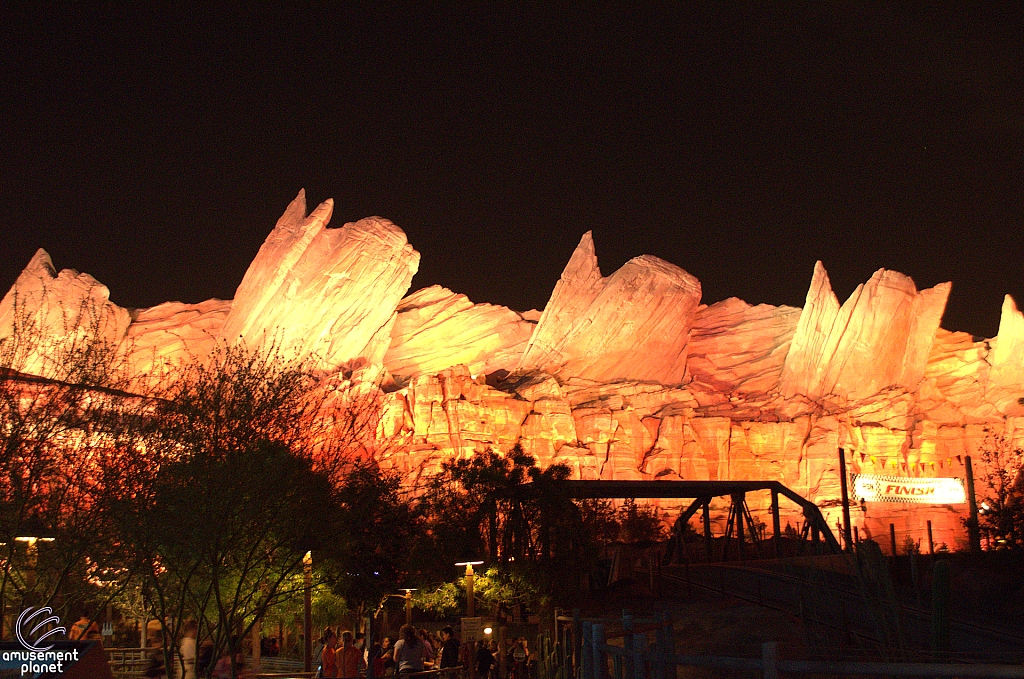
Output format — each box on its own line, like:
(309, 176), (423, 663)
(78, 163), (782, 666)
(556, 480), (842, 561)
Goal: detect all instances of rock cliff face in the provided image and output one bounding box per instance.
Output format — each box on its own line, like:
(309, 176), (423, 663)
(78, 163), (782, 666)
(0, 249), (130, 378)
(779, 262), (950, 401)
(123, 299), (231, 383)
(516, 232), (702, 384)
(6, 192), (1021, 552)
(686, 298), (800, 395)
(383, 286), (535, 381)
(221, 190), (420, 372)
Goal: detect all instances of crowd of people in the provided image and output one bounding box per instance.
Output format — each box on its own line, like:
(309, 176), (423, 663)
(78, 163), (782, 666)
(136, 619), (533, 678)
(311, 624), (533, 679)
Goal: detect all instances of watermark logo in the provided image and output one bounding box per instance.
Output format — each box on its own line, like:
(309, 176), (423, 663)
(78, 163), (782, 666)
(15, 607), (65, 652)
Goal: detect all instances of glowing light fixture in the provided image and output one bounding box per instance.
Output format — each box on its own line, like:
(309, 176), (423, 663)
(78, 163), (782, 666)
(455, 561), (484, 618)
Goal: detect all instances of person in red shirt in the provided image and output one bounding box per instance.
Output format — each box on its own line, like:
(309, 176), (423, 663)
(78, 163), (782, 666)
(338, 631), (365, 679)
(321, 630), (339, 678)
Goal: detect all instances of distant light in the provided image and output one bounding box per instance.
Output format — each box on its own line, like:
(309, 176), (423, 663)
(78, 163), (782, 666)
(484, 627), (492, 635)
(455, 561), (484, 566)
(374, 571), (380, 576)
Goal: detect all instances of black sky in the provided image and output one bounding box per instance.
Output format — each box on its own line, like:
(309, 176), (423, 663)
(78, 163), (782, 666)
(2, 3), (1022, 338)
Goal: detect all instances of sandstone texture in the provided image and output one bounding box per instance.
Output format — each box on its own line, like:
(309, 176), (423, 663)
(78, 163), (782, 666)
(7, 192), (1023, 552)
(384, 286), (535, 381)
(516, 232), (702, 383)
(123, 299), (232, 383)
(780, 262), (950, 401)
(221, 190), (420, 372)
(0, 249), (130, 378)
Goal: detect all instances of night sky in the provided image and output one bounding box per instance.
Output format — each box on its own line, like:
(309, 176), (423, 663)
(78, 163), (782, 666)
(2, 3), (1022, 338)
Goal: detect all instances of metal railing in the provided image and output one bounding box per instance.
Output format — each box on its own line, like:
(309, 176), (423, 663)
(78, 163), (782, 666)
(572, 611), (1024, 679)
(107, 647), (159, 678)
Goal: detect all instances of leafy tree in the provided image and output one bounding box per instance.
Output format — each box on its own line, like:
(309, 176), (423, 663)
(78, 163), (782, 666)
(415, 446), (654, 609)
(418, 446), (573, 567)
(317, 461), (419, 626)
(615, 499), (668, 544)
(0, 291), (148, 637)
(114, 342), (417, 677)
(414, 565), (540, 618)
(973, 430), (1024, 548)
(115, 344), (350, 678)
(125, 441), (334, 678)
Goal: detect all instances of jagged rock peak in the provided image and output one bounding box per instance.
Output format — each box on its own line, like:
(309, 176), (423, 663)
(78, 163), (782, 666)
(988, 295), (1024, 394)
(0, 249), (131, 377)
(780, 261), (950, 401)
(221, 191), (420, 373)
(517, 231), (702, 385)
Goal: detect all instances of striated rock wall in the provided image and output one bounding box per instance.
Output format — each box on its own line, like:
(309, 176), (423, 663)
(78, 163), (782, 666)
(0, 249), (130, 378)
(6, 192), (1022, 553)
(516, 232), (702, 384)
(221, 190), (420, 373)
(383, 286), (536, 381)
(123, 299), (232, 384)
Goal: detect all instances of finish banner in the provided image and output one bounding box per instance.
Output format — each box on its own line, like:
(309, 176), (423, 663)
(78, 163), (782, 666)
(852, 474), (966, 505)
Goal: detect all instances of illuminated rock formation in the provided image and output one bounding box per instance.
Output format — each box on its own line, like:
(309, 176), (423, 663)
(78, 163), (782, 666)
(221, 190), (420, 372)
(10, 192), (1024, 553)
(516, 232), (702, 384)
(383, 286), (535, 381)
(0, 249), (130, 377)
(686, 298), (800, 395)
(985, 295), (1024, 416)
(780, 261), (950, 401)
(123, 299), (231, 382)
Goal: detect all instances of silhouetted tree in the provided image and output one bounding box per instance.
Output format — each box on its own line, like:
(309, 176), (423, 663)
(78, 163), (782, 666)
(0, 291), (149, 637)
(973, 429), (1024, 548)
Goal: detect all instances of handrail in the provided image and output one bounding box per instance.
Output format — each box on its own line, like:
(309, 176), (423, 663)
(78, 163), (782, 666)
(404, 666), (465, 678)
(580, 612), (1024, 679)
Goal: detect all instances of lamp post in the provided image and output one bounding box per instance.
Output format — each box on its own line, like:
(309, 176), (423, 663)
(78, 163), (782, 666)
(303, 551), (313, 673)
(455, 561), (483, 618)
(7, 529), (55, 640)
(401, 589), (417, 625)
(15, 534), (55, 590)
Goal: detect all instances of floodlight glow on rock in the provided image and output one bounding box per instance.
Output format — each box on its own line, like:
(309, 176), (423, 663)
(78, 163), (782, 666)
(5, 189), (1022, 550)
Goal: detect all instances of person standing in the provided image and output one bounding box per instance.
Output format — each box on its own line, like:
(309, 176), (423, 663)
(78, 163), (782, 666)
(392, 624), (427, 675)
(475, 640), (495, 679)
(438, 626), (460, 669)
(419, 628), (434, 662)
(380, 637), (396, 677)
(320, 630), (339, 678)
(69, 610), (101, 641)
(507, 638), (528, 679)
(314, 628), (334, 674)
(338, 631), (364, 679)
(177, 621), (198, 679)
